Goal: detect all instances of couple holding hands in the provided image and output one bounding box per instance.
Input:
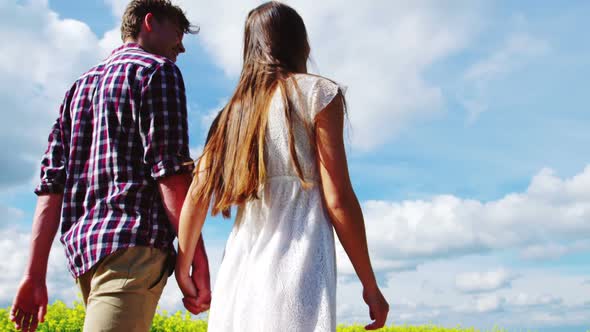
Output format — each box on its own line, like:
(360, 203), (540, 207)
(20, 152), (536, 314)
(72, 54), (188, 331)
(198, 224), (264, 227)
(11, 1), (389, 331)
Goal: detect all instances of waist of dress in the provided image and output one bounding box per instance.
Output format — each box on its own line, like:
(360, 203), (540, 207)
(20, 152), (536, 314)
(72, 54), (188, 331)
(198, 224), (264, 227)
(265, 175), (320, 184)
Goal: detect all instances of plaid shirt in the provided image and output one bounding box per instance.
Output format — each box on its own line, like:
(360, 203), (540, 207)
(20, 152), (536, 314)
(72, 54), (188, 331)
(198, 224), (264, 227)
(35, 43), (194, 278)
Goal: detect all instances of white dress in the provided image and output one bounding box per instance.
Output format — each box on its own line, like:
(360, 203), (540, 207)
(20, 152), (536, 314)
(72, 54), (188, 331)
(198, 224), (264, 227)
(207, 74), (342, 332)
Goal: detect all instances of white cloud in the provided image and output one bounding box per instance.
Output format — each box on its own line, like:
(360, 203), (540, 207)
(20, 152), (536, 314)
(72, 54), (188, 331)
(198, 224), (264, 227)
(0, 227), (77, 307)
(0, 1), (120, 187)
(336, 165), (590, 277)
(460, 31), (550, 122)
(103, 0), (128, 18)
(378, 256), (590, 329)
(145, 0), (486, 151)
(464, 33), (550, 83)
(473, 294), (505, 313)
(455, 268), (517, 293)
(520, 240), (590, 261)
(455, 292), (562, 314)
(99, 27), (123, 58)
(506, 293), (563, 308)
(0, 205), (25, 228)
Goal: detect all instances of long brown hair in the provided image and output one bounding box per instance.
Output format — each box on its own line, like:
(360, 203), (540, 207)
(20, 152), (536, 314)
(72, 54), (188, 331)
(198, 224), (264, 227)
(193, 1), (311, 217)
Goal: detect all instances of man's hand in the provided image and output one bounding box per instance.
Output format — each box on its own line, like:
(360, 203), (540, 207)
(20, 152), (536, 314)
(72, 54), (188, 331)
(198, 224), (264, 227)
(175, 262), (211, 315)
(10, 276), (48, 332)
(177, 243), (211, 315)
(175, 263), (198, 308)
(187, 254), (211, 314)
(11, 194), (62, 332)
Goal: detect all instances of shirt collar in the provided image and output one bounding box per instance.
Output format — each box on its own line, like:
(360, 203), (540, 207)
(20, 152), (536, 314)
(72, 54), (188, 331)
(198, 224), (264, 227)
(110, 42), (145, 56)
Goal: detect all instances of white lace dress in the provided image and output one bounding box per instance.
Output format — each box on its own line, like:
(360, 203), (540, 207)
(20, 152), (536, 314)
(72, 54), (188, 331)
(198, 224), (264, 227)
(206, 74), (342, 332)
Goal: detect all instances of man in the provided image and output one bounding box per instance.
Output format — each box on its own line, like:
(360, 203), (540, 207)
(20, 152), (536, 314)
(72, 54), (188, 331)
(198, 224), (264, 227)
(10, 1), (211, 331)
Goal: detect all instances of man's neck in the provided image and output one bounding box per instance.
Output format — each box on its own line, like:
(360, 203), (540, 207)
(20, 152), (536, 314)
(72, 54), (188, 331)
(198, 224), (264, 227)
(124, 38), (147, 50)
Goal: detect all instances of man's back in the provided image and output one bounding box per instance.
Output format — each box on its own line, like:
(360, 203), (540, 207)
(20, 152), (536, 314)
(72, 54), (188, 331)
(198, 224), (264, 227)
(11, 3), (211, 331)
(36, 43), (194, 278)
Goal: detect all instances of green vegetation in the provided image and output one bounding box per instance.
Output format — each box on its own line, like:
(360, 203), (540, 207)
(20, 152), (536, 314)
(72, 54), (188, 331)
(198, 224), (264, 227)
(1, 301), (534, 331)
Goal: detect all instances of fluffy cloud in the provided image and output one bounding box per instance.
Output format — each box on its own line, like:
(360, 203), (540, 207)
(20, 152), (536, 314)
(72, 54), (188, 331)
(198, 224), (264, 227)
(0, 227), (77, 307)
(336, 165), (590, 277)
(506, 293), (563, 308)
(520, 240), (590, 261)
(454, 292), (565, 316)
(463, 32), (550, 83)
(0, 205), (25, 228)
(382, 256), (590, 329)
(473, 294), (505, 313)
(455, 268), (518, 293)
(103, 0), (128, 18)
(0, 0), (117, 187)
(460, 31), (550, 122)
(332, 254), (590, 329)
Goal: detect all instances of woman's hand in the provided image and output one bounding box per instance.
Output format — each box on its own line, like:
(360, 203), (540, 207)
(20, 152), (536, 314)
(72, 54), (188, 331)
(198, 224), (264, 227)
(174, 265), (211, 315)
(175, 259), (200, 313)
(174, 259), (196, 297)
(363, 286), (389, 330)
(187, 240), (212, 314)
(175, 247), (211, 315)
(173, 156), (211, 315)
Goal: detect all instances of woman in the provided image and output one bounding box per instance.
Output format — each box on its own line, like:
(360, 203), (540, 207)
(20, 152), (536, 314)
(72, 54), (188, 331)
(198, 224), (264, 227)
(175, 2), (389, 331)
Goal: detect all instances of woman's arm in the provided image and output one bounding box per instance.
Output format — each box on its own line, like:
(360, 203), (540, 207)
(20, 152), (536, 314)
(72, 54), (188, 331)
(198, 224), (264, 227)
(315, 92), (389, 329)
(174, 158), (211, 313)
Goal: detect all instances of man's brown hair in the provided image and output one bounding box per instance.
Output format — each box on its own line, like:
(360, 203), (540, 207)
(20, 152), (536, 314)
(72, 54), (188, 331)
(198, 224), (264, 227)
(120, 0), (199, 41)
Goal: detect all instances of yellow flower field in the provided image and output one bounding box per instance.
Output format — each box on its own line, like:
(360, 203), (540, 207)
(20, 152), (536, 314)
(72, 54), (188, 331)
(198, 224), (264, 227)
(0, 301), (548, 332)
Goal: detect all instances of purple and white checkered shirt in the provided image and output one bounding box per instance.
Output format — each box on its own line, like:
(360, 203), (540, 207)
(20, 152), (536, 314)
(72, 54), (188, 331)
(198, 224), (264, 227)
(35, 43), (194, 278)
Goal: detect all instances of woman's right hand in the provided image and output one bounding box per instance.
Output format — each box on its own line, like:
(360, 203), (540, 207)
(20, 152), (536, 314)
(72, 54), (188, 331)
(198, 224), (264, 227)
(363, 286), (389, 330)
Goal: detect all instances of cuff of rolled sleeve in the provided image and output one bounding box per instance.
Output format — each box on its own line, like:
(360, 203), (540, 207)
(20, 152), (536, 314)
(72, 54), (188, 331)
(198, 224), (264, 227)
(34, 182), (65, 196)
(150, 157), (195, 179)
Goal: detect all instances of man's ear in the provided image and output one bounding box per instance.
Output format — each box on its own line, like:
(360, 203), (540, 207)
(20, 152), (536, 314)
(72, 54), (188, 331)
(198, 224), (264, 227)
(143, 12), (154, 32)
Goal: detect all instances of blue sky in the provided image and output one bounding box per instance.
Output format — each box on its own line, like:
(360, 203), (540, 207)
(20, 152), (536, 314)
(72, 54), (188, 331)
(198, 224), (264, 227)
(1, 1), (589, 331)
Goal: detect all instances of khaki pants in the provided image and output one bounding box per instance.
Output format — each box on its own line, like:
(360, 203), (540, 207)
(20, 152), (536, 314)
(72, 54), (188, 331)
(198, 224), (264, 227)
(76, 246), (174, 332)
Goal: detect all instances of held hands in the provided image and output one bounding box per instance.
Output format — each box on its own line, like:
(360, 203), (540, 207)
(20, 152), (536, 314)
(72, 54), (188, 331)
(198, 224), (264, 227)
(363, 286), (389, 330)
(175, 254), (212, 315)
(10, 276), (48, 332)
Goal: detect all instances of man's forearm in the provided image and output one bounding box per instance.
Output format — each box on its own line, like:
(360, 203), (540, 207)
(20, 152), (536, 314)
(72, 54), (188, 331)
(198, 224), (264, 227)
(193, 236), (208, 264)
(25, 194), (63, 279)
(157, 173), (192, 235)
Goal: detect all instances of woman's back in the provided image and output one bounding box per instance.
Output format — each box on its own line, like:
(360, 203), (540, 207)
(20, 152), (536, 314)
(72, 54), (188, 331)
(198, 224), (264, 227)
(264, 73), (341, 179)
(175, 3), (388, 330)
(206, 74), (342, 332)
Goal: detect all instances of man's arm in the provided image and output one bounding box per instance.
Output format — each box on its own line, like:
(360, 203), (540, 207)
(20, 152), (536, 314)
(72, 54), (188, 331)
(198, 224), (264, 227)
(139, 62), (211, 314)
(157, 174), (211, 315)
(11, 194), (62, 332)
(12, 89), (71, 332)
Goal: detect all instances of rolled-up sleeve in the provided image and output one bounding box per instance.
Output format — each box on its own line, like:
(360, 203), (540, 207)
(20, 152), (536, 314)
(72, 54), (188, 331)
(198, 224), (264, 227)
(139, 62), (194, 179)
(34, 117), (67, 195)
